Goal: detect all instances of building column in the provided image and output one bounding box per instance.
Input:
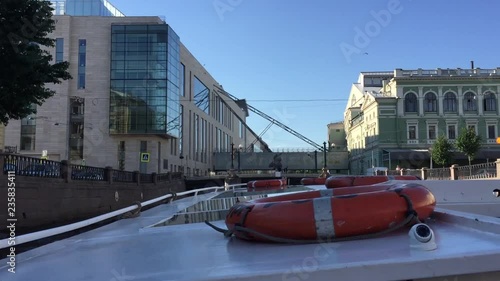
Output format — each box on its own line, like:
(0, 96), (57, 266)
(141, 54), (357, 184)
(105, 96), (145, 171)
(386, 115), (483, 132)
(477, 85), (483, 116)
(458, 86), (464, 115)
(438, 86), (443, 115)
(418, 86), (424, 116)
(497, 86), (500, 114)
(397, 86), (404, 116)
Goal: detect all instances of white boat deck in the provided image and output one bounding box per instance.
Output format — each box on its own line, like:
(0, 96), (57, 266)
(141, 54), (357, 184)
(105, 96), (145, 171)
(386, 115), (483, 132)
(1, 182), (500, 281)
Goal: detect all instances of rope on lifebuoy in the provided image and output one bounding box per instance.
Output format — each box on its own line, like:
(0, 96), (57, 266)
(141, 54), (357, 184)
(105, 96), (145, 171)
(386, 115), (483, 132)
(205, 205), (251, 238)
(207, 192), (420, 244)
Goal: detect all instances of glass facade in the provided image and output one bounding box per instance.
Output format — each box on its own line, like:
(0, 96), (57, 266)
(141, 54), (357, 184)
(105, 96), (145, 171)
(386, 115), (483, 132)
(194, 76), (210, 114)
(50, 0), (125, 17)
(109, 24), (181, 137)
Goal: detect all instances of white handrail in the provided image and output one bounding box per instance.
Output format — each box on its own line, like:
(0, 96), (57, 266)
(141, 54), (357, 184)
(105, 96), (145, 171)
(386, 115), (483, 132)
(0, 183), (247, 250)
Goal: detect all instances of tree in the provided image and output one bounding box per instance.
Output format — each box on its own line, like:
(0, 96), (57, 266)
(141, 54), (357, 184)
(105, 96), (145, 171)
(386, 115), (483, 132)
(0, 0), (71, 125)
(455, 127), (482, 167)
(431, 134), (454, 167)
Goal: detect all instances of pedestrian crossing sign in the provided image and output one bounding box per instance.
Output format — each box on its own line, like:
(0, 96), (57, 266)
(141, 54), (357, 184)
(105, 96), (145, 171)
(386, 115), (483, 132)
(141, 153), (150, 163)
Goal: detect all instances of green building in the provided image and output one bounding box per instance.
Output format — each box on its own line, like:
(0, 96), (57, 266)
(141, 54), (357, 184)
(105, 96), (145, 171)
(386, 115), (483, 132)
(344, 68), (500, 175)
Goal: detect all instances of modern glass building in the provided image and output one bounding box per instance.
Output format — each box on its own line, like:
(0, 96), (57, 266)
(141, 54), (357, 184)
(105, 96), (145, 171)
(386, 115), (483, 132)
(3, 8), (267, 175)
(49, 0), (125, 17)
(109, 24), (181, 138)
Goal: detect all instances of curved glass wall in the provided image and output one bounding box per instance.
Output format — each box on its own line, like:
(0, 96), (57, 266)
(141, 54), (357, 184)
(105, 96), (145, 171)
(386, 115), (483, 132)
(109, 24), (180, 137)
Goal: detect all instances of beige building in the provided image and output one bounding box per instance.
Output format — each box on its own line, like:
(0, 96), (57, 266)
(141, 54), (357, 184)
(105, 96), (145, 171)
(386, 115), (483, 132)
(4, 15), (266, 176)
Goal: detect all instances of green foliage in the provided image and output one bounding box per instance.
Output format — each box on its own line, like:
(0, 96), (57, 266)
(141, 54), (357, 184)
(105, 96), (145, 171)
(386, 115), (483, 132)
(455, 127), (482, 166)
(0, 0), (71, 125)
(431, 134), (454, 167)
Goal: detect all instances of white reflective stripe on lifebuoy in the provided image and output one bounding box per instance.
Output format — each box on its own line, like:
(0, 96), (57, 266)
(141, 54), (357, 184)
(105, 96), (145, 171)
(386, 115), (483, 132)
(313, 197), (335, 239)
(319, 189), (334, 197)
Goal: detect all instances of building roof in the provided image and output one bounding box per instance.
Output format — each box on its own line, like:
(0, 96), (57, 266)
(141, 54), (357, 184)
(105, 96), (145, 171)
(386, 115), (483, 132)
(49, 0), (125, 17)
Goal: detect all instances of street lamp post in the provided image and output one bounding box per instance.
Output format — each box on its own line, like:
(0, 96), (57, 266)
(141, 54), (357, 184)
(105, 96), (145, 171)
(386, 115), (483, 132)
(230, 143), (235, 169)
(237, 144), (242, 171)
(314, 150), (318, 172)
(179, 154), (184, 175)
(323, 141), (327, 168)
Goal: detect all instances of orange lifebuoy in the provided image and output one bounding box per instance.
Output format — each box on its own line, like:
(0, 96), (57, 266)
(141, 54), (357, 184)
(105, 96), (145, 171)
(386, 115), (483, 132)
(325, 175), (420, 189)
(300, 177), (327, 185)
(247, 179), (286, 191)
(225, 183), (435, 242)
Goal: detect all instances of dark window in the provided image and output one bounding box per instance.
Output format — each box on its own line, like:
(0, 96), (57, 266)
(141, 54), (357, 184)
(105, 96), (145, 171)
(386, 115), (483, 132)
(55, 38), (64, 63)
(78, 39), (86, 89)
(404, 93), (418, 113)
(424, 92), (437, 112)
(463, 92), (477, 112)
(488, 125), (496, 139)
(78, 74), (85, 89)
(443, 92), (457, 112)
(180, 63), (185, 97)
(408, 125), (416, 139)
(193, 76), (210, 114)
(20, 105), (36, 151)
(448, 125), (456, 139)
(483, 92), (497, 112)
(428, 125), (436, 139)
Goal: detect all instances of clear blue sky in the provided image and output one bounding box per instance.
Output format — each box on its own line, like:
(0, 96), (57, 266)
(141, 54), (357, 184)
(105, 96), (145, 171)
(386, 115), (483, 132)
(111, 0), (500, 150)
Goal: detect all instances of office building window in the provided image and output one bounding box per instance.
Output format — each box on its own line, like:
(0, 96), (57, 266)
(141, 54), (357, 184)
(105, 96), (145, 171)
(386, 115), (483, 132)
(487, 125), (497, 139)
(69, 98), (85, 160)
(180, 63), (185, 97)
(193, 76), (210, 114)
(239, 120), (244, 138)
(78, 39), (86, 89)
(404, 93), (418, 113)
(447, 124), (457, 139)
(427, 125), (437, 140)
(408, 125), (417, 140)
(424, 92), (437, 112)
(483, 92), (497, 112)
(179, 105), (183, 155)
(443, 92), (457, 112)
(20, 105), (36, 151)
(463, 92), (477, 112)
(55, 38), (64, 63)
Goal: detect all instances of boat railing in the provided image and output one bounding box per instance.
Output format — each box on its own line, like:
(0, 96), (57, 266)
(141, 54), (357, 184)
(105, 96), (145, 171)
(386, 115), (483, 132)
(0, 183), (246, 250)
